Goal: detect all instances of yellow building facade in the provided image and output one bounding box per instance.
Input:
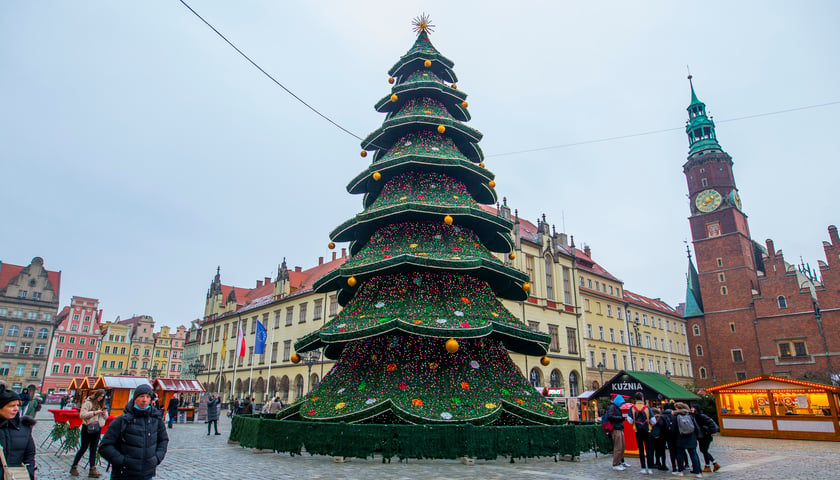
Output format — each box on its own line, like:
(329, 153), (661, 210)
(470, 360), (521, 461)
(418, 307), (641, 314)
(98, 322), (132, 376)
(151, 326), (173, 379)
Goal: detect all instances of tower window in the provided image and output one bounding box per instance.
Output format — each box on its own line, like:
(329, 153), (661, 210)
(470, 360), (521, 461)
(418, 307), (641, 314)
(777, 296), (787, 309)
(716, 258), (723, 267)
(720, 286), (728, 295)
(692, 325), (700, 336)
(732, 349), (744, 363)
(696, 345), (703, 356)
(701, 178), (708, 187)
(718, 273), (725, 282)
(699, 367), (707, 379)
(729, 323), (736, 333)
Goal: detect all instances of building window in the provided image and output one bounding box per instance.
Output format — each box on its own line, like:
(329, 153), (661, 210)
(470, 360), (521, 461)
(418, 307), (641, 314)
(642, 314), (648, 326)
(606, 305), (612, 317)
(274, 310), (282, 329)
(692, 325), (700, 336)
(7, 325), (19, 337)
(34, 344), (45, 355)
(271, 342), (278, 363)
(529, 368), (542, 388)
(598, 326), (604, 340)
(579, 276), (585, 287)
(566, 328), (578, 355)
(548, 325), (560, 352)
(283, 340), (291, 361)
(87, 351), (94, 360)
(528, 321), (539, 332)
(706, 222), (721, 237)
(568, 372), (579, 397)
(525, 255), (535, 284)
(777, 296), (787, 309)
(718, 273), (725, 282)
(794, 341), (807, 357)
(721, 286), (728, 295)
(584, 299), (590, 312)
(285, 307), (294, 326)
(609, 328), (615, 342)
(729, 323), (736, 333)
(313, 299), (323, 320)
(549, 369), (561, 388)
(586, 323), (592, 339)
(736, 371), (747, 380)
(619, 330), (625, 344)
(779, 342), (792, 358)
(22, 327), (34, 338)
(3, 342), (16, 353)
(562, 267), (572, 304)
(699, 367), (707, 379)
(329, 295), (338, 316)
(696, 345), (703, 356)
(716, 258), (723, 267)
(645, 335), (651, 349)
(545, 255), (554, 301)
(732, 349), (744, 363)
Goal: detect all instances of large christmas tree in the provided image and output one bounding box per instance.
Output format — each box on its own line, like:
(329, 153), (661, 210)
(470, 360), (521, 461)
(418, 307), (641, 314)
(284, 16), (567, 427)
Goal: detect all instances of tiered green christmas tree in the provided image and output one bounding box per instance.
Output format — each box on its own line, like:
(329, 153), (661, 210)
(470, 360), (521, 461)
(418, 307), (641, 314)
(284, 16), (567, 426)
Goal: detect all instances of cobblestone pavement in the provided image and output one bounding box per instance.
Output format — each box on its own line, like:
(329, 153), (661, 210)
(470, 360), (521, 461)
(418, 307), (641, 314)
(29, 410), (839, 479)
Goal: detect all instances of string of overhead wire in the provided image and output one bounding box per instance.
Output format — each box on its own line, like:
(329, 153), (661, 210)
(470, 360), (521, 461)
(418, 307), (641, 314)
(179, 1), (839, 159)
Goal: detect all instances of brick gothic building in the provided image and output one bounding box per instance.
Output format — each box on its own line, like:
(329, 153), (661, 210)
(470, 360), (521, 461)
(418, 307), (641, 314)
(682, 77), (839, 387)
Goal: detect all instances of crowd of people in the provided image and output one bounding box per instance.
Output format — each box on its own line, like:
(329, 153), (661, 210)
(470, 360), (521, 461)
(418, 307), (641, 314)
(605, 392), (720, 477)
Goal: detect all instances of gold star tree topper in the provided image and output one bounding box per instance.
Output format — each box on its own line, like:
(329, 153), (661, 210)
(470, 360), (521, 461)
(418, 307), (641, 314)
(412, 13), (435, 34)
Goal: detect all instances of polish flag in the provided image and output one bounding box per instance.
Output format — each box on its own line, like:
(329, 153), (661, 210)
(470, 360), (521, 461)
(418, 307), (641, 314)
(236, 327), (246, 357)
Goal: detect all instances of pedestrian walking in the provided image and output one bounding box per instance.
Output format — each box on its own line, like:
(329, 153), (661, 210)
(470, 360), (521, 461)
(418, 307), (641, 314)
(631, 392), (655, 474)
(167, 393), (179, 429)
(0, 384), (36, 480)
(99, 384), (169, 480)
(673, 402), (703, 477)
(70, 389), (107, 478)
(691, 404), (721, 473)
(649, 407), (668, 471)
(18, 390), (30, 414)
(267, 397), (283, 414)
(23, 394), (42, 419)
(662, 403), (682, 474)
(60, 394), (69, 410)
(206, 394), (221, 435)
(241, 398), (254, 416)
(607, 394), (628, 471)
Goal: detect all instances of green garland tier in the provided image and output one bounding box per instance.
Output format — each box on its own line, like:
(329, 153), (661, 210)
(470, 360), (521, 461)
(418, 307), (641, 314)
(388, 30), (456, 83)
(330, 171), (512, 255)
(302, 271), (545, 357)
(314, 221), (528, 305)
(362, 103), (483, 164)
(283, 334), (566, 425)
(349, 131), (495, 206)
(375, 70), (469, 121)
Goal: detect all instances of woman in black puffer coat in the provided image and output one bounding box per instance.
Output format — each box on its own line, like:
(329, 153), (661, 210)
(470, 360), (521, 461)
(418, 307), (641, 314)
(0, 385), (36, 480)
(99, 384), (169, 480)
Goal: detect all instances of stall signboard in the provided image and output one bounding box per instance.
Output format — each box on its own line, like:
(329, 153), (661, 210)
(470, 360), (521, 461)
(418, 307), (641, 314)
(546, 388), (564, 397)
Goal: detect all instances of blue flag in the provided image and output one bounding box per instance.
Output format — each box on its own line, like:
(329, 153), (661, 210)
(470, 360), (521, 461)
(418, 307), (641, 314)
(254, 320), (267, 355)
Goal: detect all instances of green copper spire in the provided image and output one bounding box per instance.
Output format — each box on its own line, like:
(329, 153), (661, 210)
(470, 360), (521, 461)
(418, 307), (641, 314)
(685, 75), (722, 155)
(683, 248), (704, 318)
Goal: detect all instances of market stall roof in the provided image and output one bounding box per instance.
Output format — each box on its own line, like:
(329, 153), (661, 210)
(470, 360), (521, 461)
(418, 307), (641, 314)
(67, 378), (80, 390)
(153, 378), (204, 393)
(79, 376), (104, 390)
(590, 370), (699, 402)
(100, 376), (152, 390)
(577, 390), (596, 399)
(707, 375), (840, 393)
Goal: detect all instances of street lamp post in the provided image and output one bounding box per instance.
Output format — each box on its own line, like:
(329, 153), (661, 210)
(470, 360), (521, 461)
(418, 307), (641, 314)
(149, 365), (161, 382)
(302, 350), (321, 392)
(188, 360), (206, 380)
(597, 362), (605, 386)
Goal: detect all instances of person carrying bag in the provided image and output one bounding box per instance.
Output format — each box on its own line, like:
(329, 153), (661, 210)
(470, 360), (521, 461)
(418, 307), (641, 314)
(0, 444), (30, 480)
(0, 385), (35, 480)
(70, 389), (108, 478)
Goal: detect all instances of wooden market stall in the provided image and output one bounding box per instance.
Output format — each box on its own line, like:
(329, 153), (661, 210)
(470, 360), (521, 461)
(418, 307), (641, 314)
(707, 375), (840, 441)
(100, 376), (153, 416)
(153, 378), (205, 423)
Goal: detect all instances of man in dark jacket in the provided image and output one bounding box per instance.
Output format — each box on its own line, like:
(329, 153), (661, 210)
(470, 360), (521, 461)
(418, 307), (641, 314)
(673, 402), (702, 477)
(607, 395), (629, 471)
(99, 384), (169, 480)
(205, 394), (221, 435)
(0, 386), (36, 480)
(166, 394), (179, 429)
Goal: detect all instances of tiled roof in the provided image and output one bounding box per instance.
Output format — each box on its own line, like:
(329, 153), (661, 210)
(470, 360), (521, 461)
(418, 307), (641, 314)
(624, 289), (678, 315)
(574, 248), (621, 282)
(0, 260), (61, 297)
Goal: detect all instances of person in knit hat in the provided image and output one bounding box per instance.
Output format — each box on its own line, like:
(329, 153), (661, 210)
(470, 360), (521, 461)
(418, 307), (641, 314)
(99, 384), (168, 480)
(0, 384), (36, 479)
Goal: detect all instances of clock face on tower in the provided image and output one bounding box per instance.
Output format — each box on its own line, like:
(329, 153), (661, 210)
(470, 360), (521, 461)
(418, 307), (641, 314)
(729, 190), (742, 210)
(695, 189), (722, 213)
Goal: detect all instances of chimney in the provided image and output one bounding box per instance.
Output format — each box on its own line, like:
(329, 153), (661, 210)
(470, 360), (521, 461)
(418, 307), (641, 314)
(583, 244), (591, 258)
(256, 280), (263, 288)
(294, 266), (302, 273)
(558, 232), (568, 248)
(264, 277), (271, 285)
(319, 256), (324, 265)
(332, 252), (337, 261)
(341, 248), (347, 258)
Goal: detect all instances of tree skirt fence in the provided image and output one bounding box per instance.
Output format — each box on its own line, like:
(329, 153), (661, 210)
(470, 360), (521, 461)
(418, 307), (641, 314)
(230, 414), (611, 461)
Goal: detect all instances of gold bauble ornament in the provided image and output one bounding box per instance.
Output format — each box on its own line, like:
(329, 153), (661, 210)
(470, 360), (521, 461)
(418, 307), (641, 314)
(444, 215), (454, 225)
(479, 162), (485, 168)
(360, 150), (367, 158)
(523, 282), (531, 292)
(508, 252), (516, 260)
(488, 180), (496, 189)
(424, 59), (432, 67)
(388, 77), (395, 84)
(540, 356), (550, 366)
(461, 101), (468, 108)
(390, 94), (398, 102)
(347, 276), (357, 287)
(445, 338), (459, 353)
(437, 125), (446, 134)
(451, 83), (457, 89)
(290, 353), (301, 364)
(328, 242), (335, 249)
(373, 171), (382, 181)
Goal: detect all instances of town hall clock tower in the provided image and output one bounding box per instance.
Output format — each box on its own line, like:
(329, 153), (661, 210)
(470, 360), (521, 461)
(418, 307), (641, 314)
(682, 76), (763, 385)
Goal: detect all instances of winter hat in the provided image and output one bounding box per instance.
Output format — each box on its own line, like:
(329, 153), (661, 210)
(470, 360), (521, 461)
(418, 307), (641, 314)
(612, 394), (626, 406)
(131, 384), (154, 404)
(0, 385), (21, 409)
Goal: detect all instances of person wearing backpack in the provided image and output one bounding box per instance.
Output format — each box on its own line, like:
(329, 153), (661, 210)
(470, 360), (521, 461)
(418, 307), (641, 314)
(607, 395), (630, 471)
(673, 402), (702, 477)
(649, 407), (668, 471)
(691, 404), (721, 473)
(631, 392), (655, 474)
(662, 403), (683, 474)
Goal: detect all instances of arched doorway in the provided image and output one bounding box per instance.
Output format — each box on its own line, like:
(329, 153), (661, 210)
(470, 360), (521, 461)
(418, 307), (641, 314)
(569, 371), (579, 397)
(309, 373), (319, 392)
(279, 376), (290, 401)
(294, 374), (304, 401)
(254, 377), (265, 401)
(234, 379), (242, 399)
(529, 368), (543, 388)
(268, 376), (277, 399)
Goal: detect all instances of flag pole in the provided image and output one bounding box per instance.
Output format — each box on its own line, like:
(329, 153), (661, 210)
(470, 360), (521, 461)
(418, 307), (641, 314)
(266, 324), (273, 401)
(230, 316), (241, 401)
(216, 324), (227, 398)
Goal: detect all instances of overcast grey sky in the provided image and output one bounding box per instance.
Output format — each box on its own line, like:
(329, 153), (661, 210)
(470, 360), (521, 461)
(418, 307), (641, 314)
(2, 1), (837, 329)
